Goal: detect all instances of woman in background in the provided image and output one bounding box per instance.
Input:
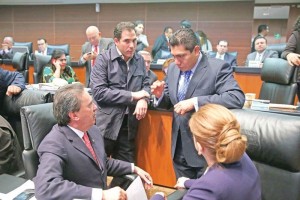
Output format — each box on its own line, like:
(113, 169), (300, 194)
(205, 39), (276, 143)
(196, 30), (212, 54)
(43, 49), (78, 84)
(152, 104), (261, 200)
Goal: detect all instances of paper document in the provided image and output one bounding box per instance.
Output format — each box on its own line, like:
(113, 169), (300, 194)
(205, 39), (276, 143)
(0, 180), (36, 200)
(269, 103), (298, 110)
(126, 176), (148, 200)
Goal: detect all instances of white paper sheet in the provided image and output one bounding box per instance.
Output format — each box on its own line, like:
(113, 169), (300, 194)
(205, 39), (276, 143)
(0, 180), (36, 200)
(126, 176), (148, 200)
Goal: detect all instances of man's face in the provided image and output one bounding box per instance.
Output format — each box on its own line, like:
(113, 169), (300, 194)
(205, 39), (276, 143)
(171, 44), (200, 72)
(75, 91), (97, 131)
(3, 38), (13, 48)
(165, 28), (173, 39)
(135, 24), (144, 35)
(87, 30), (101, 46)
(114, 29), (137, 62)
(141, 53), (151, 72)
(216, 41), (228, 55)
(255, 38), (267, 53)
(37, 39), (47, 52)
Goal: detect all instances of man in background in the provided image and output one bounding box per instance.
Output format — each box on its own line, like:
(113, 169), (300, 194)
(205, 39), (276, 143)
(90, 22), (150, 163)
(35, 38), (48, 55)
(0, 36), (14, 59)
(251, 24), (269, 53)
(34, 83), (153, 200)
(246, 36), (278, 67)
(151, 27), (173, 62)
(79, 26), (114, 86)
(138, 50), (158, 85)
(209, 40), (237, 67)
(151, 28), (245, 179)
(0, 68), (25, 175)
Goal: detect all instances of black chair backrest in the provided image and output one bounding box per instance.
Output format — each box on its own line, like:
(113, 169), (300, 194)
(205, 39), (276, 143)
(32, 54), (51, 83)
(47, 44), (70, 55)
(207, 51), (238, 59)
(20, 103), (56, 179)
(12, 52), (28, 83)
(259, 58), (297, 105)
(266, 43), (287, 58)
(14, 42), (33, 55)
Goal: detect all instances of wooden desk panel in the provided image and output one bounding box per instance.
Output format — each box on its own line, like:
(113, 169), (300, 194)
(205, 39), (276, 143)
(234, 72), (262, 95)
(136, 110), (176, 187)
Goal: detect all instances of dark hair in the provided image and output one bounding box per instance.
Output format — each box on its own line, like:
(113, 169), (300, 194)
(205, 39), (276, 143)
(196, 30), (208, 47)
(218, 40), (228, 45)
(180, 20), (192, 28)
(258, 24), (268, 34)
(50, 49), (66, 61)
(293, 16), (300, 32)
(164, 26), (172, 33)
(254, 35), (267, 44)
(169, 28), (198, 52)
(53, 83), (84, 126)
(38, 38), (47, 43)
(114, 21), (136, 40)
(134, 20), (144, 27)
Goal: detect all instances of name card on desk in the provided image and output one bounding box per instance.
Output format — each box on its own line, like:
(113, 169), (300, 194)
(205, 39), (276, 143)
(248, 60), (262, 68)
(251, 99), (270, 111)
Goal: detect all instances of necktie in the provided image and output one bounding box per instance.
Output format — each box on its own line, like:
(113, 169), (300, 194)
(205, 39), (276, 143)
(92, 45), (98, 67)
(83, 132), (98, 164)
(256, 53), (262, 62)
(178, 70), (192, 101)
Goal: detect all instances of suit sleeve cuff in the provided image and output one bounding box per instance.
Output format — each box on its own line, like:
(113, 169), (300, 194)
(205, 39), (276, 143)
(92, 188), (102, 200)
(192, 97), (199, 111)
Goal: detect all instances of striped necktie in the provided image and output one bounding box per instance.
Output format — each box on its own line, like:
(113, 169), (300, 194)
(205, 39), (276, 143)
(178, 70), (192, 101)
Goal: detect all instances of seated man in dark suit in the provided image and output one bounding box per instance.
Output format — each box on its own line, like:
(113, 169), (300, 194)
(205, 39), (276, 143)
(151, 27), (173, 62)
(0, 36), (14, 59)
(138, 50), (158, 85)
(246, 36), (278, 67)
(34, 83), (153, 200)
(208, 40), (237, 67)
(0, 68), (25, 175)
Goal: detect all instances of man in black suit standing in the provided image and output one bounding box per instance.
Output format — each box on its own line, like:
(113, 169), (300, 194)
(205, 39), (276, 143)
(208, 40), (237, 67)
(79, 26), (114, 86)
(151, 28), (245, 179)
(90, 22), (150, 163)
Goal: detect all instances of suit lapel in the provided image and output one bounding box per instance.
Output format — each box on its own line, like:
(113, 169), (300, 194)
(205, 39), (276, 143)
(185, 56), (208, 99)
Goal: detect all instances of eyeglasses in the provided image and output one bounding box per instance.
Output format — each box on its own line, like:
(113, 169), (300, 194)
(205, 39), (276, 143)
(57, 58), (67, 62)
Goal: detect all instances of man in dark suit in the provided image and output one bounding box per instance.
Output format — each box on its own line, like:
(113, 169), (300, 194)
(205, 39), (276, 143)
(246, 36), (278, 67)
(0, 36), (14, 59)
(34, 83), (153, 200)
(251, 24), (269, 53)
(79, 26), (114, 86)
(90, 22), (150, 163)
(209, 40), (237, 67)
(138, 50), (158, 85)
(151, 26), (173, 62)
(151, 28), (245, 179)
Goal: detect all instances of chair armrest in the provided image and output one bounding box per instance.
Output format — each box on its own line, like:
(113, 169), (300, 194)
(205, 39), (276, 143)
(167, 189), (187, 200)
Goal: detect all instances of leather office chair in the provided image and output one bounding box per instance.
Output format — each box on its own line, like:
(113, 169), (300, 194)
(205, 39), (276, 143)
(259, 58), (297, 105)
(32, 53), (51, 83)
(207, 51), (238, 59)
(12, 52), (29, 83)
(14, 42), (33, 56)
(20, 103), (137, 187)
(266, 43), (287, 58)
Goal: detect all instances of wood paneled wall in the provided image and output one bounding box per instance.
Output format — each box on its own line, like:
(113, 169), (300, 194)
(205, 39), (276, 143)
(0, 1), (254, 65)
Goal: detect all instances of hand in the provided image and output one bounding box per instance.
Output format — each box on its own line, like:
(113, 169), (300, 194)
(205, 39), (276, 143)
(102, 186), (127, 200)
(83, 52), (93, 61)
(6, 85), (22, 96)
(134, 166), (153, 190)
(174, 177), (190, 189)
(2, 43), (8, 51)
(91, 51), (98, 59)
(151, 81), (165, 99)
(133, 99), (148, 120)
(174, 99), (194, 115)
(286, 53), (300, 66)
(132, 90), (150, 101)
(53, 60), (61, 70)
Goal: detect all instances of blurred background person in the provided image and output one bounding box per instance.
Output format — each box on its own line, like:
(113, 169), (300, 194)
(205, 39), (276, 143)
(138, 50), (157, 85)
(0, 36), (14, 59)
(209, 40), (237, 67)
(151, 26), (173, 62)
(151, 104), (261, 200)
(43, 49), (78, 84)
(196, 30), (212, 54)
(281, 15), (300, 101)
(251, 24), (269, 53)
(135, 20), (149, 51)
(162, 57), (174, 76)
(35, 38), (48, 55)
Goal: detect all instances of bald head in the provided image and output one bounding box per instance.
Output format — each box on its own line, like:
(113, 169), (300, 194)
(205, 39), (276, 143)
(86, 26), (101, 46)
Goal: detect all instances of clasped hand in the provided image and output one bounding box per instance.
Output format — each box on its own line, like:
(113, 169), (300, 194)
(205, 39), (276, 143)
(150, 80), (165, 99)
